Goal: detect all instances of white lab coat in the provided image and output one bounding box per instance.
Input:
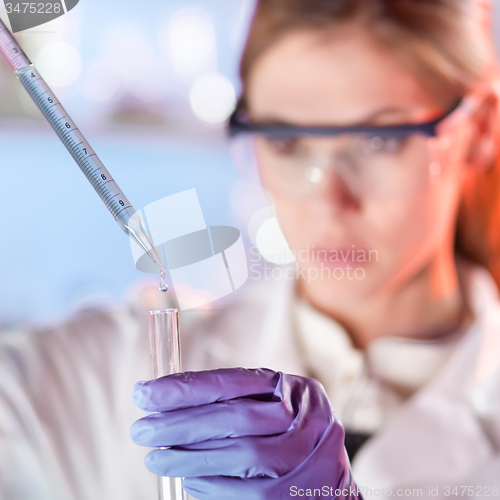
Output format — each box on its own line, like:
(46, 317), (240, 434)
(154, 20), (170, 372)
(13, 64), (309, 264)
(0, 258), (499, 500)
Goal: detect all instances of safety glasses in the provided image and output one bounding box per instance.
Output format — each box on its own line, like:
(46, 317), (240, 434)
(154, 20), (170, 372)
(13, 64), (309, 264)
(228, 100), (461, 139)
(227, 99), (469, 199)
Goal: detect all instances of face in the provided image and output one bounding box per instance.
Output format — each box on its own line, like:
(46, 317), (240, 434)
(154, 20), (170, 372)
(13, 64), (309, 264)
(245, 27), (473, 307)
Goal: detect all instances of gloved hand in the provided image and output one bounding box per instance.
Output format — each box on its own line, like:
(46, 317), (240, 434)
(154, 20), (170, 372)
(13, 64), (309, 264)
(130, 367), (359, 500)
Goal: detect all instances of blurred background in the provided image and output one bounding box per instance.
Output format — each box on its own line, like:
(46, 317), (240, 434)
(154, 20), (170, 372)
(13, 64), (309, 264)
(1, 0), (500, 327)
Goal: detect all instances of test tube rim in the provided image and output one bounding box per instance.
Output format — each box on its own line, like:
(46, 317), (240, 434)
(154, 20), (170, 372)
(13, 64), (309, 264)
(148, 309), (178, 315)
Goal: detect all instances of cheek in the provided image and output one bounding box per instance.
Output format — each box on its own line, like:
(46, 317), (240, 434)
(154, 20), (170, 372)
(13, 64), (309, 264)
(367, 198), (436, 262)
(272, 197), (312, 248)
(366, 164), (463, 268)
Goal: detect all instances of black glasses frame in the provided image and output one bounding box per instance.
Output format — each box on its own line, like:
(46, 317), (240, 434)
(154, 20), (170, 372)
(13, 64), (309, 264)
(228, 99), (462, 139)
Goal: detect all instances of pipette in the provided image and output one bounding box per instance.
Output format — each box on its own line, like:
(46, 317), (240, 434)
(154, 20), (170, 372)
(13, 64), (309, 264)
(0, 18), (168, 291)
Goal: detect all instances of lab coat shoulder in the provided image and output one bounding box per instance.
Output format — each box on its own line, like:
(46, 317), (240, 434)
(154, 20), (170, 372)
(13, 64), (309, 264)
(0, 301), (150, 410)
(181, 281), (290, 370)
(180, 274), (304, 373)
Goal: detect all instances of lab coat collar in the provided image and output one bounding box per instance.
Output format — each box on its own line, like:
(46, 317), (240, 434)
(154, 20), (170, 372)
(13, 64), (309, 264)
(252, 271), (307, 375)
(200, 257), (500, 394)
(255, 257), (500, 394)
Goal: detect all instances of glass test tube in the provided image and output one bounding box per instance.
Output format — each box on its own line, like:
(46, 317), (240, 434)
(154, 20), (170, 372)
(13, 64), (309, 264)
(148, 309), (187, 500)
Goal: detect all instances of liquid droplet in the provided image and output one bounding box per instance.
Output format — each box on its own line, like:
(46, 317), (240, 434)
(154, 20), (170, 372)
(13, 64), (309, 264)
(159, 270), (168, 292)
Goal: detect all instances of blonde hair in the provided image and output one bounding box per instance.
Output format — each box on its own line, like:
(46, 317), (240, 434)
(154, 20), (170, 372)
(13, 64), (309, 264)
(239, 0), (500, 288)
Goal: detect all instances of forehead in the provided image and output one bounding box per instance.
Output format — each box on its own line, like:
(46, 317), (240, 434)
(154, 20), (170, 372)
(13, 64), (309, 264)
(246, 28), (445, 125)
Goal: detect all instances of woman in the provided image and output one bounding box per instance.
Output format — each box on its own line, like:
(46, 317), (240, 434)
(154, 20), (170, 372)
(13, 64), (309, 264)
(1, 0), (500, 499)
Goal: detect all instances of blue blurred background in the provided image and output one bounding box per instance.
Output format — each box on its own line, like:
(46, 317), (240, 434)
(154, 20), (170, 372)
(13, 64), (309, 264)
(1, 0), (500, 327)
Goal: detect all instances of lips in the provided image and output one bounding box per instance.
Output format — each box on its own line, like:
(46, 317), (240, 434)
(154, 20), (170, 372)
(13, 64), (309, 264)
(309, 246), (370, 267)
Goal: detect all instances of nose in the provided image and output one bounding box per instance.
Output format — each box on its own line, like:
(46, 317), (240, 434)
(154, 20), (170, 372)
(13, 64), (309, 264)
(313, 154), (362, 212)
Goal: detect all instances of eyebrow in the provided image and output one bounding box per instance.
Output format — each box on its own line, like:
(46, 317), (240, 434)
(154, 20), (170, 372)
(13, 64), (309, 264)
(358, 107), (418, 124)
(359, 106), (445, 125)
(251, 105), (445, 128)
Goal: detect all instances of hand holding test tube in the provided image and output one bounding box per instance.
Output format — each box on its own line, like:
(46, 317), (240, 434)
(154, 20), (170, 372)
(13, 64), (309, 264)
(131, 368), (359, 500)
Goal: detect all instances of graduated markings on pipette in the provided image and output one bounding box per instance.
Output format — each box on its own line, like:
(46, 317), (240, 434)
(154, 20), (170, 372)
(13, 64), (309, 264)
(17, 66), (134, 221)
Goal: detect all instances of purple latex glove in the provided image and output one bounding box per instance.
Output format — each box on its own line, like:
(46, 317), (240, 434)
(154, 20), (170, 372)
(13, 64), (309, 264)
(130, 368), (359, 500)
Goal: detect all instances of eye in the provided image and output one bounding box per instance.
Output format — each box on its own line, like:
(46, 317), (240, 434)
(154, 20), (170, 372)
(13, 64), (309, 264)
(265, 136), (300, 155)
(362, 136), (408, 154)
